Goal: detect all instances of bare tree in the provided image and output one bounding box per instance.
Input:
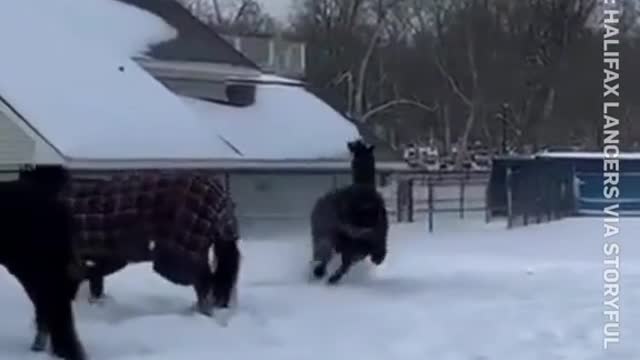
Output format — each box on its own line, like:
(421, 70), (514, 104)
(293, 0), (436, 128)
(289, 0), (640, 153)
(178, 0), (277, 34)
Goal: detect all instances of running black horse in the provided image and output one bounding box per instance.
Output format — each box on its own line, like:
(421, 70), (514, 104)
(63, 171), (241, 318)
(309, 139), (388, 284)
(0, 165), (86, 360)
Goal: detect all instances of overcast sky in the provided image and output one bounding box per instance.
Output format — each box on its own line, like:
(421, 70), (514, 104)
(257, 0), (293, 21)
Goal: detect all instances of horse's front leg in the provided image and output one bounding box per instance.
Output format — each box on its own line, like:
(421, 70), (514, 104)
(327, 252), (354, 285)
(30, 305), (49, 352)
(88, 275), (104, 303)
(44, 292), (86, 360)
(193, 271), (213, 317)
(23, 283), (49, 352)
(13, 273), (50, 352)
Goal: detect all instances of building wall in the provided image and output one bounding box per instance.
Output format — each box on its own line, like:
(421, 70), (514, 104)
(228, 173), (351, 237)
(0, 100), (35, 165)
(0, 99), (64, 165)
(0, 166), (19, 181)
(222, 35), (306, 79)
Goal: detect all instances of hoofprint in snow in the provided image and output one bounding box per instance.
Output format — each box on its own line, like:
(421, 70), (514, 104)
(1, 216), (638, 360)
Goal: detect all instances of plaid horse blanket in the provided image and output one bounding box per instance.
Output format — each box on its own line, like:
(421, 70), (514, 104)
(62, 172), (239, 285)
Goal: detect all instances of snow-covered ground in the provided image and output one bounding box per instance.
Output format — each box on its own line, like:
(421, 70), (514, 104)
(1, 215), (638, 360)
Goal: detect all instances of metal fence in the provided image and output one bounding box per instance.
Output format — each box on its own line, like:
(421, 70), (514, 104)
(384, 171), (489, 232)
(486, 157), (575, 228)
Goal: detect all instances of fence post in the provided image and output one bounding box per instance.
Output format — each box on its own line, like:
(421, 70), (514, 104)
(536, 170), (542, 224)
(485, 182), (491, 223)
(506, 166), (513, 229)
(570, 164), (578, 216)
(546, 177), (553, 222)
(396, 178), (412, 223)
(408, 178), (414, 222)
(459, 176), (466, 219)
(522, 169), (529, 226)
(428, 177), (434, 233)
(396, 179), (403, 222)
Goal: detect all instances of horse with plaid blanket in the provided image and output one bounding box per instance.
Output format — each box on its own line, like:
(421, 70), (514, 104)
(62, 171), (241, 316)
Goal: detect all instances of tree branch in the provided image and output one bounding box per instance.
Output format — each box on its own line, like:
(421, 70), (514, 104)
(212, 0), (224, 25)
(233, 1), (250, 24)
(361, 99), (438, 123)
(434, 56), (472, 106)
(354, 19), (387, 117)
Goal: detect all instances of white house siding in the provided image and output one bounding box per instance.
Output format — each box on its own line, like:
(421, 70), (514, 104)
(0, 101), (35, 165)
(228, 173), (400, 238)
(0, 165), (19, 181)
(0, 99), (64, 165)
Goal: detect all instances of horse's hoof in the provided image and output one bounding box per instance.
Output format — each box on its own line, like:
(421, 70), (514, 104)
(193, 301), (213, 317)
(312, 265), (326, 279)
(88, 295), (109, 306)
(327, 275), (341, 285)
(30, 334), (47, 352)
(212, 307), (232, 326)
(53, 343), (87, 360)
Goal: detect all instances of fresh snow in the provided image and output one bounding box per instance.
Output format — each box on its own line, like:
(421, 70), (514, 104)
(0, 1), (239, 161)
(1, 215), (637, 359)
(183, 85), (360, 159)
(255, 73), (304, 85)
(33, 0), (177, 56)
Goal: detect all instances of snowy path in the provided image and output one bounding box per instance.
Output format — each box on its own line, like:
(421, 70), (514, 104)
(1, 217), (638, 360)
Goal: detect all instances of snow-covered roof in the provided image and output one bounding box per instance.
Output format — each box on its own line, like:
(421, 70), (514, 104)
(0, 0), (360, 165)
(49, 0), (177, 56)
(182, 83), (360, 159)
(0, 0), (239, 162)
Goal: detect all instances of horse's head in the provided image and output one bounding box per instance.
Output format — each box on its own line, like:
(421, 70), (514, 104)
(207, 239), (241, 309)
(347, 139), (375, 186)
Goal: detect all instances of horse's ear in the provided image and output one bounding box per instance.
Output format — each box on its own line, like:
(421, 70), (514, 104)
(347, 141), (357, 152)
(366, 143), (375, 151)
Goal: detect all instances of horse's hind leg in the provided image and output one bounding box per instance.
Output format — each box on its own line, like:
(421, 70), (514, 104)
(327, 252), (354, 285)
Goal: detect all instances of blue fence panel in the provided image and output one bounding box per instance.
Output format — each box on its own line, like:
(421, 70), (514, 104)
(576, 171), (640, 215)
